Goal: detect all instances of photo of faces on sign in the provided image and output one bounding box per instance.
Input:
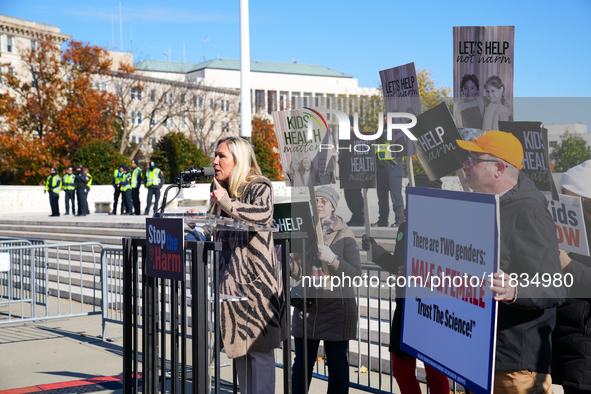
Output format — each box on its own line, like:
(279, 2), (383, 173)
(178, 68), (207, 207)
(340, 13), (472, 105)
(458, 74), (513, 131)
(286, 154), (336, 188)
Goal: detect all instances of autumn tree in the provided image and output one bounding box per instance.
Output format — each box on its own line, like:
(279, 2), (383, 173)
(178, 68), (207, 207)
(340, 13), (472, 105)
(252, 117), (283, 181)
(551, 131), (591, 172)
(0, 37), (119, 184)
(151, 132), (209, 183)
(417, 68), (451, 112)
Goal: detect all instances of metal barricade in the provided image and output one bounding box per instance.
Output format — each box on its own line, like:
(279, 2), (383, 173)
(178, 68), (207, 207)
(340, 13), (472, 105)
(107, 237), (444, 394)
(0, 241), (103, 325)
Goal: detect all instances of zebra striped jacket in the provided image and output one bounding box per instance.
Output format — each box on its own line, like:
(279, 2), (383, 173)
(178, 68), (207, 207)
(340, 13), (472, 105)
(212, 176), (287, 358)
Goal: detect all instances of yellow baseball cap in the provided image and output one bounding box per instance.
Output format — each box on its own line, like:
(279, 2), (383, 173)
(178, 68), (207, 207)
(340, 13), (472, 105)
(456, 131), (524, 170)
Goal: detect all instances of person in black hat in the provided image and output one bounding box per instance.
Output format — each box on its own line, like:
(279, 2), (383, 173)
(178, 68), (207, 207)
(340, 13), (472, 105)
(130, 159), (143, 215)
(45, 167), (62, 217)
(144, 160), (165, 216)
(75, 165), (91, 216)
(120, 165), (133, 215)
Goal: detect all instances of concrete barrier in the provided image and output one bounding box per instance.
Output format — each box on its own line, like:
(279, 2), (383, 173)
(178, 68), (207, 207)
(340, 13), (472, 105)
(0, 177), (466, 215)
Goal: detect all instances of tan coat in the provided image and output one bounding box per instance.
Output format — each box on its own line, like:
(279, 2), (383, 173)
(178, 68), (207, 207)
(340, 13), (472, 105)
(291, 216), (361, 341)
(213, 177), (287, 358)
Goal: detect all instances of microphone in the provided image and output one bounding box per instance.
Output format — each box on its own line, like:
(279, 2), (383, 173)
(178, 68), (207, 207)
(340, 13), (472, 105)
(179, 167), (215, 177)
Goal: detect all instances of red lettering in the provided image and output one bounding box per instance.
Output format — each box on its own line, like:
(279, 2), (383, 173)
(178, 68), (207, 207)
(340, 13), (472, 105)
(561, 226), (580, 247)
(155, 247), (160, 270)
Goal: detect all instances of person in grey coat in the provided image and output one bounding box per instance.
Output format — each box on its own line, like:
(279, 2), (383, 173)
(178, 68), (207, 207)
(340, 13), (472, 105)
(291, 186), (361, 394)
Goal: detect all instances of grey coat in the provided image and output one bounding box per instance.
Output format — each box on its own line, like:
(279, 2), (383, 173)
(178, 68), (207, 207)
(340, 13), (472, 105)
(291, 216), (361, 341)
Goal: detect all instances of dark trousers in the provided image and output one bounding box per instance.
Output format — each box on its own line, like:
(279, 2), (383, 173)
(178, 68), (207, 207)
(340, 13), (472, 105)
(122, 190), (132, 214)
(376, 164), (404, 225)
(64, 190), (76, 214)
(49, 192), (60, 216)
(343, 188), (364, 225)
(131, 187), (141, 215)
(145, 188), (161, 215)
(76, 188), (89, 215)
(113, 187), (124, 213)
(292, 338), (349, 394)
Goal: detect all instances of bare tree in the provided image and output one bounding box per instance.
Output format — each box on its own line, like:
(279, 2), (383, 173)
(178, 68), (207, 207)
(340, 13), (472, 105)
(106, 67), (238, 160)
(183, 80), (240, 158)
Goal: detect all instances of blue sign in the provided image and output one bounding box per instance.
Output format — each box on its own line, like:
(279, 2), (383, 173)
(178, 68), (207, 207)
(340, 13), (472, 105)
(146, 218), (185, 281)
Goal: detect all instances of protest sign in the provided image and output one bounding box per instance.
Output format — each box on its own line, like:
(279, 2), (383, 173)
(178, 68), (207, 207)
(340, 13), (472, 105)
(338, 133), (377, 189)
(379, 63), (422, 156)
(453, 26), (515, 131)
(272, 109), (333, 187)
(543, 193), (590, 256)
(146, 218), (185, 281)
(499, 121), (558, 199)
(400, 187), (499, 394)
(409, 102), (469, 180)
(273, 201), (317, 254)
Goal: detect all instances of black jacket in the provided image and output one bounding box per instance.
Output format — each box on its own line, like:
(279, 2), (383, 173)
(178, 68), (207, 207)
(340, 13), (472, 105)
(372, 222), (407, 355)
(552, 224), (591, 389)
(495, 172), (566, 373)
(372, 173), (566, 369)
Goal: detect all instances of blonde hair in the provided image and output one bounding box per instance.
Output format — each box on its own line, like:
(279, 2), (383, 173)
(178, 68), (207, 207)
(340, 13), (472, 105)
(209, 137), (264, 212)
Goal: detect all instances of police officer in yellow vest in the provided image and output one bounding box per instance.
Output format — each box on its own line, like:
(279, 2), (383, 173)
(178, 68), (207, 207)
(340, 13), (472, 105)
(120, 165), (133, 215)
(130, 159), (143, 215)
(110, 165), (127, 215)
(45, 167), (62, 217)
(62, 166), (76, 215)
(144, 160), (165, 216)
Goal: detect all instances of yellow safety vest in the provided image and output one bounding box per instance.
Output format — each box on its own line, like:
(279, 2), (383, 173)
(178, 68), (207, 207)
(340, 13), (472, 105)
(146, 168), (162, 187)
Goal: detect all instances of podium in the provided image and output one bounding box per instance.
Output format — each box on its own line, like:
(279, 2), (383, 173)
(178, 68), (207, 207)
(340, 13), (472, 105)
(122, 212), (301, 394)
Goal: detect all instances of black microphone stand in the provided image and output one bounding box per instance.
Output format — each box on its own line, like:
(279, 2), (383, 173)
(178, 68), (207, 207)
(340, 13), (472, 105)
(155, 170), (212, 217)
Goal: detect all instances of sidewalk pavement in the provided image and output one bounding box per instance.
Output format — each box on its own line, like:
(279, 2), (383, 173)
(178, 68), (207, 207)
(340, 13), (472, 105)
(0, 312), (399, 394)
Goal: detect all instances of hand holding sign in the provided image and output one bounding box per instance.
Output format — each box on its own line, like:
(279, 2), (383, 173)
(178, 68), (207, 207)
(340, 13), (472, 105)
(317, 245), (336, 265)
(210, 178), (228, 202)
(488, 269), (516, 302)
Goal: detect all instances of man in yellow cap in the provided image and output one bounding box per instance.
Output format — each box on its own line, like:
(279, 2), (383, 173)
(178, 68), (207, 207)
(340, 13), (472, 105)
(456, 131), (565, 394)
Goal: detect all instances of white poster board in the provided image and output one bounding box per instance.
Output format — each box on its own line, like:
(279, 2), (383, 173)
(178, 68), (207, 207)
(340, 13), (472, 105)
(453, 26), (515, 131)
(272, 109), (333, 187)
(543, 193), (590, 256)
(379, 62), (422, 156)
(0, 253), (9, 272)
(401, 187), (499, 394)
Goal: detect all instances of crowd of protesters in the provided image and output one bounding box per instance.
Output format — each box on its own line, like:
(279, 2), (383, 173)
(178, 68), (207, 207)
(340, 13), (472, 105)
(42, 132), (591, 394)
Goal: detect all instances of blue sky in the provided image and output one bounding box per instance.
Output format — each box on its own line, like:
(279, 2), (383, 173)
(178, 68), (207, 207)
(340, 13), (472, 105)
(3, 0), (591, 124)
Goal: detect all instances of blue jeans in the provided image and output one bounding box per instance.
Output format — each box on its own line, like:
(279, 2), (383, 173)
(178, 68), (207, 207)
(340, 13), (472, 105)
(376, 163), (404, 224)
(145, 188), (161, 214)
(292, 337), (349, 394)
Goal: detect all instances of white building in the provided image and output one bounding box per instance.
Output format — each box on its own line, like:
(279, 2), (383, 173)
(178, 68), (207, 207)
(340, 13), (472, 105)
(0, 14), (71, 85)
(135, 58), (380, 122)
(546, 123), (590, 151)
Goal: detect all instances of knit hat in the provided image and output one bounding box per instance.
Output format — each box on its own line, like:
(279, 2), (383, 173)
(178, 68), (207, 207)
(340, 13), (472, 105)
(560, 160), (591, 199)
(50, 168), (57, 174)
(132, 159), (139, 165)
(414, 173), (443, 190)
(122, 165), (130, 173)
(456, 131), (524, 170)
(315, 186), (339, 209)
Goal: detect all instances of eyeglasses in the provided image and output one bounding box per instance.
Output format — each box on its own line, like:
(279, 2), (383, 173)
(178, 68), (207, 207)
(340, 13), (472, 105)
(465, 155), (499, 167)
(316, 197), (330, 206)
